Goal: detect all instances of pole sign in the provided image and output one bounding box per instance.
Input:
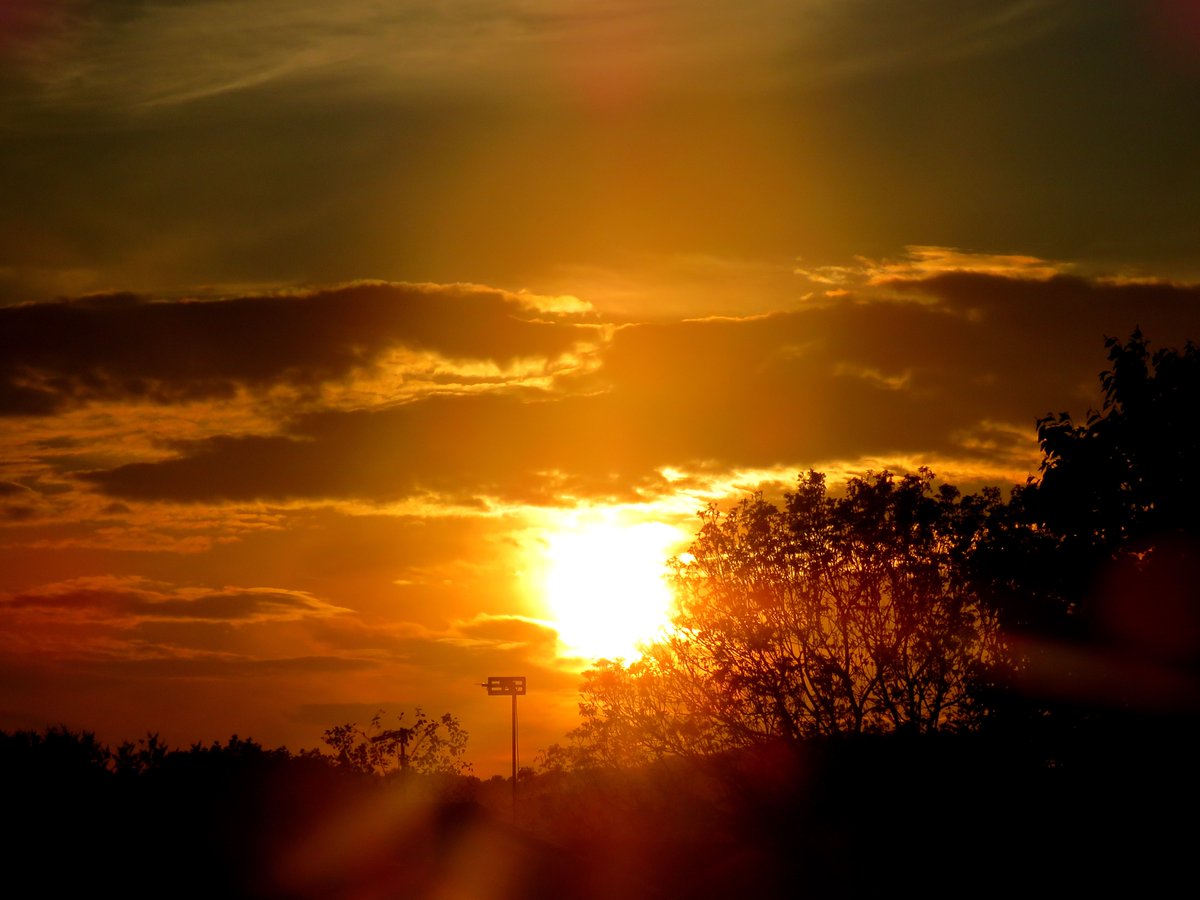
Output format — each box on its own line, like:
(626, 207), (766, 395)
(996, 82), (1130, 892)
(486, 676), (526, 696)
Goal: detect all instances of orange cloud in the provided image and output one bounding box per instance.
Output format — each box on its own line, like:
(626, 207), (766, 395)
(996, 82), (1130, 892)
(796, 246), (1072, 292)
(52, 271), (1194, 513)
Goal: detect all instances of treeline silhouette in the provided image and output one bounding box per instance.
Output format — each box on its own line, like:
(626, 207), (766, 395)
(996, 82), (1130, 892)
(6, 331), (1197, 898)
(6, 721), (1191, 897)
(2, 725), (495, 898)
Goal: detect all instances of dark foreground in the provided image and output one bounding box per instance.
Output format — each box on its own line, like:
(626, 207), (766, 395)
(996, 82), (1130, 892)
(6, 724), (1195, 899)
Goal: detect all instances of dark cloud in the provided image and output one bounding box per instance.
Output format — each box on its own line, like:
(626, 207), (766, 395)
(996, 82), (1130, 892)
(79, 655), (379, 679)
(77, 274), (1190, 504)
(449, 615), (560, 650)
(79, 390), (676, 504)
(888, 272), (1200, 341)
(3, 581), (344, 623)
(0, 481), (41, 522)
(63, 272), (1200, 506)
(0, 282), (591, 416)
(0, 380), (61, 416)
(135, 280), (1200, 495)
(32, 436), (82, 450)
(2, 505), (36, 522)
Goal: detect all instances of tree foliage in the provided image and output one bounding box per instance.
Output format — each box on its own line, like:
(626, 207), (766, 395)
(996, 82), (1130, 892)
(1006, 331), (1200, 712)
(321, 708), (472, 776)
(974, 331), (1200, 649)
(113, 732), (169, 776)
(1029, 329), (1199, 554)
(562, 470), (1004, 766)
(0, 724), (112, 786)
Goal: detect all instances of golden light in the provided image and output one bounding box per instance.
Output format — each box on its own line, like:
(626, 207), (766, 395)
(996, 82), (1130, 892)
(539, 517), (683, 661)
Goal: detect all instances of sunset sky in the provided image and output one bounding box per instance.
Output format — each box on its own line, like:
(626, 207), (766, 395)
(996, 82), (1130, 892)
(2, 1), (1199, 774)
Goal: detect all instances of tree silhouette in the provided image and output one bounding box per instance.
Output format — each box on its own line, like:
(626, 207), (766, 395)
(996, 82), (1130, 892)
(562, 470), (1003, 765)
(1029, 329), (1199, 556)
(1, 724), (114, 802)
(113, 732), (169, 776)
(322, 708), (471, 776)
(990, 331), (1200, 720)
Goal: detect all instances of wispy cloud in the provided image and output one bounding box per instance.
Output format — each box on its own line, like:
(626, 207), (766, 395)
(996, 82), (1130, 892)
(796, 245), (1073, 289)
(2, 575), (348, 625)
(6, 1), (1080, 116)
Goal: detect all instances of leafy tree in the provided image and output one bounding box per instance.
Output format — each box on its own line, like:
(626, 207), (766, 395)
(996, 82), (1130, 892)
(0, 724), (113, 783)
(1030, 329), (1199, 553)
(550, 653), (731, 769)
(322, 708), (471, 776)
(113, 732), (169, 776)
(991, 331), (1200, 722)
(965, 332), (1200, 642)
(561, 470), (1003, 765)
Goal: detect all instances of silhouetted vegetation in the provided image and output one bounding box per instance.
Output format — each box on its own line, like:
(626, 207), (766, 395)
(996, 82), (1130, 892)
(551, 469), (1003, 769)
(321, 708), (472, 776)
(550, 331), (1199, 771)
(964, 332), (1200, 747)
(6, 332), (1196, 897)
(2, 721), (485, 898)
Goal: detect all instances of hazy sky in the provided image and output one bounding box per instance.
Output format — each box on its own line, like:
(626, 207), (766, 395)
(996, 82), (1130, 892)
(1, 1), (1198, 772)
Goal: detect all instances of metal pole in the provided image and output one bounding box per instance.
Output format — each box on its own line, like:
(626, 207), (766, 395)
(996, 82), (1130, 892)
(511, 691), (518, 822)
(483, 676), (525, 824)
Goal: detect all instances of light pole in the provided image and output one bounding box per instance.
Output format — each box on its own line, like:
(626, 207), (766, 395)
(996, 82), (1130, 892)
(483, 675), (526, 822)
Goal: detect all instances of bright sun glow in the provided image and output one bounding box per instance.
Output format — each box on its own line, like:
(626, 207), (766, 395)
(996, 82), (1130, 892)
(541, 518), (682, 661)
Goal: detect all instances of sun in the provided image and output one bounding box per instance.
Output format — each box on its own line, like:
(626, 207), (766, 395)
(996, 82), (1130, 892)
(539, 518), (683, 661)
